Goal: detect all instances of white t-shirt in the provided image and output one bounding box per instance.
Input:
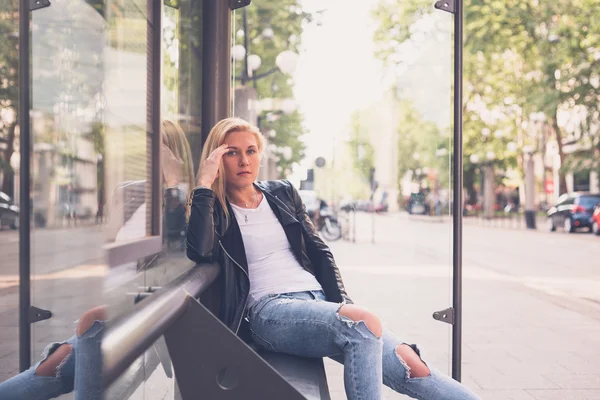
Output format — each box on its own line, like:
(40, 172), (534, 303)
(231, 195), (322, 306)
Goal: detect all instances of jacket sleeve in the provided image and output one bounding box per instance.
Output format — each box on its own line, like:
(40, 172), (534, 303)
(186, 187), (221, 264)
(286, 181), (353, 304)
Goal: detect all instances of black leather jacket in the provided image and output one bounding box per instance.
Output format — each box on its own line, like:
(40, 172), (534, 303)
(186, 180), (352, 338)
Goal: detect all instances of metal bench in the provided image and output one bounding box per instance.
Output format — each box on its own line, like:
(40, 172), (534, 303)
(103, 263), (331, 399)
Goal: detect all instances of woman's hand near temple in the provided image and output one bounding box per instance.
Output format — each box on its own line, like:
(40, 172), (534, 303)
(196, 144), (229, 187)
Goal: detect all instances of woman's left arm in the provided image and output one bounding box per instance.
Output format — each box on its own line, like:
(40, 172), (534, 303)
(287, 181), (353, 304)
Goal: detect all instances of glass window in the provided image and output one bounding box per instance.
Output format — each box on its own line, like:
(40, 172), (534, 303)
(29, 0), (107, 376)
(0, 0), (20, 381)
(140, 0), (204, 291)
(579, 195), (600, 209)
(104, 1), (203, 397)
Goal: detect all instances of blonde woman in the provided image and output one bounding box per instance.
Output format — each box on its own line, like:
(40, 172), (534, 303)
(187, 117), (480, 400)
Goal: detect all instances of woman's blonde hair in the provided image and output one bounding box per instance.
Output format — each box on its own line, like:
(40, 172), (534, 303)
(162, 120), (195, 218)
(196, 117), (265, 228)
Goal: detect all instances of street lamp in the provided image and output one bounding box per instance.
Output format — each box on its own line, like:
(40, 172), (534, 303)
(522, 144), (537, 229)
(262, 26), (274, 39)
(233, 8), (299, 87)
(247, 54), (262, 72)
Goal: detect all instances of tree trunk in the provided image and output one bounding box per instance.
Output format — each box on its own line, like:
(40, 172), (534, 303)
(552, 115), (568, 195)
(1, 121), (17, 197)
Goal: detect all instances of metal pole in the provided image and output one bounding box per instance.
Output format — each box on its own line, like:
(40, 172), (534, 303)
(452, 0), (464, 382)
(524, 155), (536, 229)
(352, 209), (356, 243)
(18, 0), (31, 372)
(202, 0), (232, 140)
(371, 211), (375, 244)
(242, 7), (249, 86)
(150, 0), (162, 236)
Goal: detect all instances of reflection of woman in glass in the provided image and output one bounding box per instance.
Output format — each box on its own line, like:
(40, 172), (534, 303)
(162, 120), (195, 249)
(109, 120), (195, 244)
(0, 120), (193, 400)
(187, 117), (480, 400)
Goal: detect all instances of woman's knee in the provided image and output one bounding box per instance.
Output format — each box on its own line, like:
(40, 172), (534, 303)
(35, 344), (72, 377)
(396, 344), (430, 378)
(338, 304), (382, 338)
(76, 306), (107, 337)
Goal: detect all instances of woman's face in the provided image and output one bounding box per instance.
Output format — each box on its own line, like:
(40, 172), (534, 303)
(221, 130), (261, 189)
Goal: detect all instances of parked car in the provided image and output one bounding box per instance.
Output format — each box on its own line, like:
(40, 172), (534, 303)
(592, 203), (600, 236)
(0, 191), (19, 230)
(547, 192), (600, 233)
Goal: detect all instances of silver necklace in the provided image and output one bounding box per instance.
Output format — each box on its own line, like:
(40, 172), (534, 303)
(235, 189), (258, 223)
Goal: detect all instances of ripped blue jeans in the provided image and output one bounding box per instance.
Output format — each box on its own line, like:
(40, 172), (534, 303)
(0, 320), (104, 400)
(249, 290), (480, 400)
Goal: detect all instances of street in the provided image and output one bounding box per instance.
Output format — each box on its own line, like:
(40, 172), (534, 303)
(325, 212), (600, 399)
(0, 215), (599, 399)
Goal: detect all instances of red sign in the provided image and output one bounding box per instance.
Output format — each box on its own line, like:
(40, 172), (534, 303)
(545, 179), (554, 194)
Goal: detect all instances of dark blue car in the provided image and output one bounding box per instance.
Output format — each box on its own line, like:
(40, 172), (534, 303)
(547, 192), (600, 233)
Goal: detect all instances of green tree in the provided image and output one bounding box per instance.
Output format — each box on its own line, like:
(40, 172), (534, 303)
(395, 99), (448, 199)
(347, 111), (376, 187)
(373, 0), (600, 195)
(465, 0), (600, 194)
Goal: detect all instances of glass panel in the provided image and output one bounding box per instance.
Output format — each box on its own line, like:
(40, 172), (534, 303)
(104, 0), (202, 397)
(231, 0), (457, 396)
(104, 0), (151, 244)
(29, 0), (106, 394)
(0, 0), (21, 381)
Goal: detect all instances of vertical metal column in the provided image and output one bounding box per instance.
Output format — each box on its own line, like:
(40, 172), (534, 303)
(433, 0), (464, 381)
(149, 0), (162, 236)
(18, 0), (31, 372)
(202, 0), (232, 143)
(451, 0), (464, 382)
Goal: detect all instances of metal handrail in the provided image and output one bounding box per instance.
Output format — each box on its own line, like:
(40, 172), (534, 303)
(102, 263), (220, 387)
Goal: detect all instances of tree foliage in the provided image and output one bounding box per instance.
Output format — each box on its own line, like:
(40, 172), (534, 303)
(372, 0), (600, 195)
(233, 0), (312, 176)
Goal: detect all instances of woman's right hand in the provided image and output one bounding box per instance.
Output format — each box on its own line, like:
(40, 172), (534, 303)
(196, 144), (229, 187)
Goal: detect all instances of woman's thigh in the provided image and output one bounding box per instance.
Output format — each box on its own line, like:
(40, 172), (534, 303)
(249, 291), (349, 358)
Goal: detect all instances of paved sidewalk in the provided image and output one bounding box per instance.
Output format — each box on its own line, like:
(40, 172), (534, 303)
(323, 214), (600, 400)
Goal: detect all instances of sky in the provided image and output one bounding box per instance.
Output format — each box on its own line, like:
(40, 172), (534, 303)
(288, 0), (453, 185)
(290, 0), (392, 183)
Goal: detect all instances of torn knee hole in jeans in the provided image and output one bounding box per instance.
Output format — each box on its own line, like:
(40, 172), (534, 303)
(395, 344), (431, 379)
(335, 310), (379, 338)
(37, 343), (72, 378)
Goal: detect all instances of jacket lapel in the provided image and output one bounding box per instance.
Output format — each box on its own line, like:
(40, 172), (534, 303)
(256, 183), (299, 227)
